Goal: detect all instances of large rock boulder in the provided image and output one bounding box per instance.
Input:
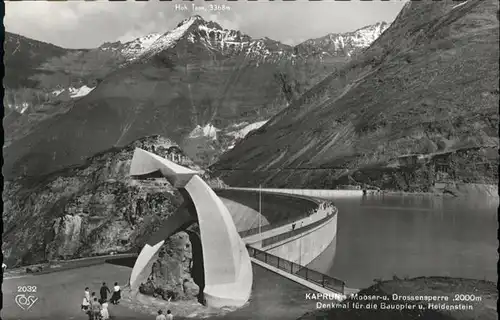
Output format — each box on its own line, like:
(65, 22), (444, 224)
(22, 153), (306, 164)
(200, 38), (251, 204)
(139, 279), (156, 295)
(141, 231), (200, 301)
(183, 279), (200, 298)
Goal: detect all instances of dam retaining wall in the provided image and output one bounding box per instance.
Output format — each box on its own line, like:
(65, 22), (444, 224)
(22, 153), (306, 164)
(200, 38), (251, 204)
(260, 213), (337, 266)
(215, 188), (319, 234)
(222, 187), (363, 199)
(216, 187), (339, 273)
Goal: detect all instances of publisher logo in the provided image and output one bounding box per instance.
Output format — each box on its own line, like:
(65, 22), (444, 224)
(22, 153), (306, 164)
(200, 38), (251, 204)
(15, 294), (38, 310)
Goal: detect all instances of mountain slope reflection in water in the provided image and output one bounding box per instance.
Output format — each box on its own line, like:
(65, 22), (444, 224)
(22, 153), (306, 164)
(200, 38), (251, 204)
(308, 194), (498, 289)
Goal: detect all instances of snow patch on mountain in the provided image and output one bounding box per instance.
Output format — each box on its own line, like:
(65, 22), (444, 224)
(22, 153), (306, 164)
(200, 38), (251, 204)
(4, 102), (30, 114)
(198, 25), (241, 44)
(228, 121), (250, 129)
(52, 88), (65, 96)
(20, 103), (30, 114)
(52, 86), (95, 98)
(189, 124), (220, 140)
(225, 120), (269, 150)
(226, 120), (268, 140)
(70, 86), (95, 98)
(452, 0), (468, 9)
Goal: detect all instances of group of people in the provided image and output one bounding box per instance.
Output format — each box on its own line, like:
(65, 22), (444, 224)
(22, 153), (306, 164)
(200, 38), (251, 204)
(156, 309), (174, 320)
(81, 282), (175, 319)
(81, 282), (121, 320)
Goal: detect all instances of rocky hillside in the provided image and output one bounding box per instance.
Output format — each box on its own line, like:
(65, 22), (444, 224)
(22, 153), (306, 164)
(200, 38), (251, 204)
(4, 32), (78, 90)
(3, 16), (388, 177)
(3, 32), (122, 146)
(213, 0), (499, 192)
(3, 31), (123, 112)
(1, 135), (224, 268)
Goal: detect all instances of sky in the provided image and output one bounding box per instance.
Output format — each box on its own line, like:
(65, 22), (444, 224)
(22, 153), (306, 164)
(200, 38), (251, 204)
(5, 0), (407, 49)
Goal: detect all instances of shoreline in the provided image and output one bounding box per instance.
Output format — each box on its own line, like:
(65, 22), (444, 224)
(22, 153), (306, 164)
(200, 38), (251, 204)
(369, 184), (499, 198)
(365, 190), (455, 197)
(345, 182), (499, 198)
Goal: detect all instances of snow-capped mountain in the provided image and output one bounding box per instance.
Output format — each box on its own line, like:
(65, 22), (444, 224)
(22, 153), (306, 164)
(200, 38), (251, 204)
(4, 15), (391, 177)
(295, 22), (390, 57)
(96, 16), (388, 67)
(183, 17), (292, 62)
(98, 17), (200, 62)
(98, 15), (294, 64)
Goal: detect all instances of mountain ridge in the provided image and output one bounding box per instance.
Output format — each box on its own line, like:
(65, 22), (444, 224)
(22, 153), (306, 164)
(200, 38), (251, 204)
(3, 15), (389, 179)
(212, 0), (499, 192)
(295, 21), (390, 57)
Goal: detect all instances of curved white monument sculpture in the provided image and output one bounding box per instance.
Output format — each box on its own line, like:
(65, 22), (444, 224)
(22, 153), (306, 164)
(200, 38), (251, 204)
(128, 148), (253, 309)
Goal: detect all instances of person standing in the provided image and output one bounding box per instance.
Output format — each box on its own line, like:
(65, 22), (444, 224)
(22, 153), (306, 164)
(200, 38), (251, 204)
(156, 310), (166, 320)
(81, 287), (91, 314)
(166, 310), (173, 320)
(85, 288), (91, 302)
(100, 282), (111, 302)
(90, 297), (101, 320)
(110, 282), (121, 305)
(100, 300), (110, 320)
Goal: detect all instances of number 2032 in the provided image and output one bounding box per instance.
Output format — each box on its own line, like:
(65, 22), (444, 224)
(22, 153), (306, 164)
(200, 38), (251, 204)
(17, 286), (37, 293)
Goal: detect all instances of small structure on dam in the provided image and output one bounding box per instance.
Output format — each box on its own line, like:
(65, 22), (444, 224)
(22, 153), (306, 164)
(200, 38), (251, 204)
(128, 148), (253, 309)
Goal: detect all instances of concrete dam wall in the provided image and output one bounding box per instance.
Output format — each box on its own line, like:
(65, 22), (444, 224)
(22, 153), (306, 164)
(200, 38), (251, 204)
(254, 211), (338, 267)
(222, 187), (364, 199)
(218, 197), (270, 232)
(267, 214), (337, 267)
(215, 189), (318, 232)
(216, 188), (339, 283)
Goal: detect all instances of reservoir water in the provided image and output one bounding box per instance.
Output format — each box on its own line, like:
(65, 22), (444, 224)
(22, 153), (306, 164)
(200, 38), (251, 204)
(308, 194), (498, 290)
